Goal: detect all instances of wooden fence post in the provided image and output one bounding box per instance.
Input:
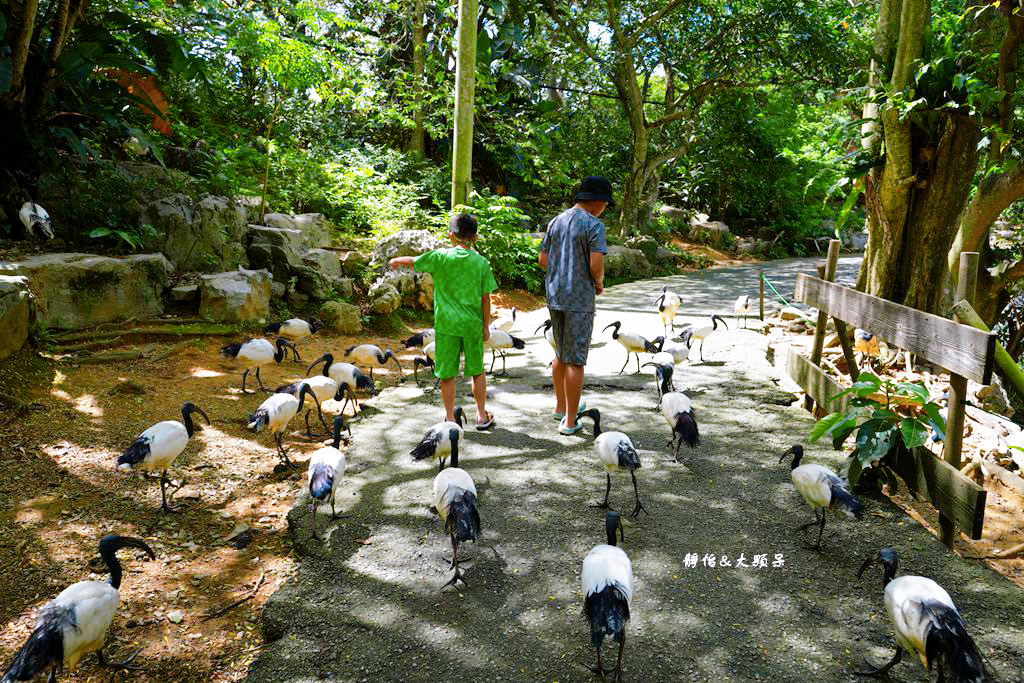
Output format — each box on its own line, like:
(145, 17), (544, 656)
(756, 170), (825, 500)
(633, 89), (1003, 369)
(805, 239), (841, 411)
(941, 251), (979, 546)
(759, 271), (765, 321)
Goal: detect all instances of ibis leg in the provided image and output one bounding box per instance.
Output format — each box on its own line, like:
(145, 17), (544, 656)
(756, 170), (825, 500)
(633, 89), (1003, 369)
(614, 631), (626, 682)
(635, 354), (641, 374)
(587, 646), (606, 679)
(630, 471), (648, 517)
(241, 369), (250, 394)
(442, 538), (467, 588)
(591, 473), (612, 509)
(316, 404), (330, 436)
(99, 645), (145, 672)
(160, 470), (183, 513)
(855, 645), (903, 677)
(255, 367), (268, 392)
(310, 498), (320, 540)
(618, 352), (630, 374)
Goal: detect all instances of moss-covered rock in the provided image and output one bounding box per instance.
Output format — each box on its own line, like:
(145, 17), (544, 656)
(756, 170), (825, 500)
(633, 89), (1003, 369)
(0, 276), (32, 360)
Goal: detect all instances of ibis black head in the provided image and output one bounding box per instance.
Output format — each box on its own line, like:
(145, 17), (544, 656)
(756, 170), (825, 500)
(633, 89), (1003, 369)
(602, 321), (622, 337)
(857, 547), (899, 585)
(383, 349), (403, 379)
(535, 319), (553, 334)
(712, 314), (729, 330)
(605, 510), (624, 546)
(511, 307), (517, 320)
(652, 335), (666, 351)
(309, 319), (322, 334)
(99, 534), (156, 589)
(181, 402), (210, 437)
(274, 337), (296, 361)
(306, 353), (333, 377)
(297, 383), (320, 410)
(681, 328), (694, 348)
(779, 444), (804, 468)
(453, 406), (466, 427)
(331, 415), (350, 448)
(578, 407), (602, 437)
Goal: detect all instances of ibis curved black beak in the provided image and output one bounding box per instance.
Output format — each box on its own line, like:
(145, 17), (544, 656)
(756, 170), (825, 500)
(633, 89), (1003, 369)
(306, 353), (332, 377)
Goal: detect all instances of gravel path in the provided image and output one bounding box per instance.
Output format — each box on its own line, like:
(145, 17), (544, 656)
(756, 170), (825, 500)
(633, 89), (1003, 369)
(247, 258), (1023, 683)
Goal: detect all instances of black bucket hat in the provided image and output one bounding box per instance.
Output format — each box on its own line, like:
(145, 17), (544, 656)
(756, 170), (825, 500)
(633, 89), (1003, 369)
(574, 176), (615, 206)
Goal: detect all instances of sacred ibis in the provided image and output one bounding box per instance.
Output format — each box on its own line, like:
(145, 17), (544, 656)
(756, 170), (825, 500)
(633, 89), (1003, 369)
(248, 384), (320, 468)
(343, 344), (402, 381)
(411, 408), (465, 472)
(603, 321), (659, 374)
(642, 362), (675, 401)
(412, 341), (437, 388)
(578, 408), (647, 518)
(18, 202), (54, 241)
(582, 510), (633, 682)
(220, 337), (295, 393)
(660, 391), (699, 460)
(275, 375), (340, 436)
(856, 548), (987, 682)
(535, 319), (557, 352)
(490, 307), (517, 333)
(734, 295), (752, 328)
(779, 444), (863, 550)
(485, 330), (526, 376)
(649, 336), (689, 368)
(403, 328), (436, 349)
(116, 402), (210, 513)
(432, 445), (480, 588)
(679, 315), (728, 361)
(655, 285), (682, 333)
(1, 535), (155, 683)
(307, 415), (350, 541)
(306, 353), (376, 414)
(263, 318), (320, 360)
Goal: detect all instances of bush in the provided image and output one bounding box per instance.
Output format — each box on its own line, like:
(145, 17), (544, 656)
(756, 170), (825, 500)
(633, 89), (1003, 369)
(449, 193), (543, 292)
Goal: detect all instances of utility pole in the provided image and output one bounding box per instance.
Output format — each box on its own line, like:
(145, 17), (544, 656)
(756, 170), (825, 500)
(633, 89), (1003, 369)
(450, 0), (477, 208)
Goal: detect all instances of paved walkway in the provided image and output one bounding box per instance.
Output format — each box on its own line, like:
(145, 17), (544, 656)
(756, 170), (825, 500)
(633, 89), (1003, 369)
(247, 257), (1023, 683)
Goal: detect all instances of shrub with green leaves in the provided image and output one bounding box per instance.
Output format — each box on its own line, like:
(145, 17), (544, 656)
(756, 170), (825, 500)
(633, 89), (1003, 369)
(809, 372), (946, 488)
(448, 193), (543, 292)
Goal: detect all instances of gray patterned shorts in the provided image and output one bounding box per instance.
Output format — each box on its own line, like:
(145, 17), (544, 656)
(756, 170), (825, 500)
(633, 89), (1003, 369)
(549, 308), (594, 365)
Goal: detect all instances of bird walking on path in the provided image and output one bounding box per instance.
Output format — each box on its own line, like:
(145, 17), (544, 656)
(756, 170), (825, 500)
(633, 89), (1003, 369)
(343, 344), (403, 381)
(734, 295), (752, 328)
(412, 341), (437, 388)
(248, 384), (320, 468)
(779, 444), (863, 551)
(411, 408), (465, 472)
(117, 402), (210, 513)
(307, 416), (350, 541)
(655, 286), (682, 333)
(660, 391), (699, 461)
(275, 376), (340, 436)
(306, 353), (376, 415)
(432, 445), (480, 588)
(485, 330), (526, 376)
(263, 318), (320, 360)
(642, 362), (675, 402)
(578, 408), (647, 518)
(679, 315), (728, 362)
(603, 321), (659, 374)
(856, 548), (987, 682)
(404, 328), (436, 349)
(582, 511), (633, 683)
(1, 535), (155, 683)
(221, 337), (296, 393)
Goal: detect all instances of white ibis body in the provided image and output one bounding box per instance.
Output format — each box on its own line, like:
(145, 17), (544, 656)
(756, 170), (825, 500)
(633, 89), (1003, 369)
(343, 344), (402, 381)
(248, 384), (319, 468)
(411, 408), (465, 471)
(660, 391), (699, 460)
(220, 337), (295, 393)
(307, 416), (350, 540)
(578, 409), (646, 518)
(306, 353), (376, 414)
(603, 321), (659, 374)
(582, 511), (633, 682)
(780, 445), (863, 550)
(432, 449), (480, 588)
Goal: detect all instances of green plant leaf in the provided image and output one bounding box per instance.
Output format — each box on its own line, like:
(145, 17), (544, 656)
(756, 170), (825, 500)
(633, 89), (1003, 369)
(924, 402), (946, 440)
(88, 227), (113, 238)
(894, 381), (929, 404)
(900, 419), (929, 449)
(831, 415), (860, 449)
(809, 411), (845, 442)
(833, 372), (881, 400)
(845, 454), (863, 487)
(855, 419), (898, 466)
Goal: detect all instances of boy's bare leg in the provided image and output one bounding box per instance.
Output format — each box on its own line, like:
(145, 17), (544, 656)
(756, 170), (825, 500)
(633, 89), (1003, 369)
(552, 356), (567, 415)
(563, 363), (584, 428)
(440, 377), (457, 421)
(471, 373), (488, 424)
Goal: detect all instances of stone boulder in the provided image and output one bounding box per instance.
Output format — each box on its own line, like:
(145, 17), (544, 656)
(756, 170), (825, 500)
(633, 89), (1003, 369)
(247, 226), (305, 282)
(302, 249), (342, 280)
(142, 194), (249, 271)
(263, 213), (331, 249)
(970, 377), (1015, 418)
(293, 266), (333, 301)
(319, 301), (362, 334)
(625, 236), (659, 262)
(339, 250), (371, 276)
(654, 246), (677, 264)
(372, 230), (445, 265)
(604, 245), (653, 279)
(658, 205), (688, 224)
(0, 276), (32, 360)
(0, 253), (171, 330)
(372, 270), (434, 310)
(199, 269), (272, 323)
(367, 281), (401, 315)
(688, 214), (731, 248)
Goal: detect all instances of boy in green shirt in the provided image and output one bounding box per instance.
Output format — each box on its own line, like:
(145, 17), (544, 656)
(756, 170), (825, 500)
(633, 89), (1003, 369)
(390, 213), (498, 430)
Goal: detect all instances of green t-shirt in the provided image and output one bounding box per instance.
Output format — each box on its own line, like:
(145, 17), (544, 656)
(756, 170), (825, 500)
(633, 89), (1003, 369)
(415, 246), (498, 336)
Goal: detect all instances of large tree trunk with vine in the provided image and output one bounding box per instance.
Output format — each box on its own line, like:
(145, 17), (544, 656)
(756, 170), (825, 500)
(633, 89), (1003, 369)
(409, 0), (426, 155)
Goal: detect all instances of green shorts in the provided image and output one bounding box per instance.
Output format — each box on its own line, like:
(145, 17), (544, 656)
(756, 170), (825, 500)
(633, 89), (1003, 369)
(434, 332), (485, 380)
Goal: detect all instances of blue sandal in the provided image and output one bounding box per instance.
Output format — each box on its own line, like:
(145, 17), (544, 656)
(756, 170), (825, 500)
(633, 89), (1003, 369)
(553, 401), (586, 421)
(558, 417), (585, 436)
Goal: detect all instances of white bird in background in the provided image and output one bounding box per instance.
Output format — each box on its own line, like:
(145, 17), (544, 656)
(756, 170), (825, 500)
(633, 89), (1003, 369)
(343, 344), (403, 381)
(857, 548), (987, 682)
(432, 446), (480, 588)
(307, 415), (350, 541)
(679, 314), (728, 361)
(306, 353), (376, 414)
(220, 337), (296, 393)
(412, 341), (437, 387)
(734, 294), (752, 328)
(485, 330), (526, 376)
(248, 384), (320, 468)
(603, 321), (659, 374)
(535, 319), (557, 353)
(578, 408), (647, 518)
(403, 328), (436, 349)
(779, 444), (863, 551)
(263, 318), (320, 360)
(1, 535), (155, 683)
(490, 307), (517, 333)
(116, 402), (210, 513)
(660, 391), (699, 461)
(18, 202), (54, 240)
(655, 285), (682, 333)
(582, 510), (633, 683)
(411, 407), (465, 472)
(275, 376), (340, 436)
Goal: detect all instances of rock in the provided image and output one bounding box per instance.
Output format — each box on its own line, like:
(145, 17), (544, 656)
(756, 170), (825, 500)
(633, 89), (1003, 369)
(658, 205), (688, 223)
(247, 226), (304, 282)
(170, 283), (199, 302)
(786, 320), (808, 333)
(302, 249), (342, 280)
(372, 229), (444, 265)
(688, 217), (731, 248)
(779, 306), (808, 321)
(286, 290), (310, 308)
(371, 270), (434, 310)
(0, 276), (32, 360)
(332, 277), (354, 298)
(340, 250), (371, 276)
(271, 281), (286, 300)
(368, 281), (401, 315)
(970, 377), (1015, 418)
(654, 246), (677, 264)
(625, 236), (659, 262)
(166, 610), (184, 624)
(844, 231), (868, 251)
(264, 213), (331, 249)
(604, 245), (653, 279)
(0, 253), (171, 330)
(142, 195), (249, 271)
(319, 301), (362, 334)
(198, 269), (272, 323)
(293, 266), (332, 300)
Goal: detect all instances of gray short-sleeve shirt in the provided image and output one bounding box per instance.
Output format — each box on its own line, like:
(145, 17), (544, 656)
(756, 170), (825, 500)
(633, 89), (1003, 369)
(540, 206), (608, 312)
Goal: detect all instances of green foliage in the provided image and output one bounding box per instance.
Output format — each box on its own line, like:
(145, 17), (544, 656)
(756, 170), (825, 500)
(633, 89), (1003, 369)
(451, 193), (543, 292)
(809, 372), (946, 489)
(87, 225), (156, 250)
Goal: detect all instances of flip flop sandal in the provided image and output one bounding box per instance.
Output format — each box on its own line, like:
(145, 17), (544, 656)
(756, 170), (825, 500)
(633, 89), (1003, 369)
(558, 417), (584, 436)
(553, 401), (586, 421)
(475, 412), (495, 431)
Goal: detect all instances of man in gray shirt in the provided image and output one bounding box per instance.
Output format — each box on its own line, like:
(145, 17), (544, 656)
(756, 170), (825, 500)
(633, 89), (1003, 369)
(539, 176), (611, 435)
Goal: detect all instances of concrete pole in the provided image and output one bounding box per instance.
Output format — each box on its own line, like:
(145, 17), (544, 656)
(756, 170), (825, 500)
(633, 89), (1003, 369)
(450, 0), (478, 209)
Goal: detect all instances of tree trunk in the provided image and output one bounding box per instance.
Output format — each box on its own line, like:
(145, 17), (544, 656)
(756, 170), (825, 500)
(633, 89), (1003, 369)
(609, 48), (648, 238)
(450, 0), (478, 208)
(409, 0), (426, 156)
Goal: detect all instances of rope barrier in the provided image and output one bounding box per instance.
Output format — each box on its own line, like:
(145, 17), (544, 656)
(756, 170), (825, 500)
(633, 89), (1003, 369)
(760, 272), (792, 307)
